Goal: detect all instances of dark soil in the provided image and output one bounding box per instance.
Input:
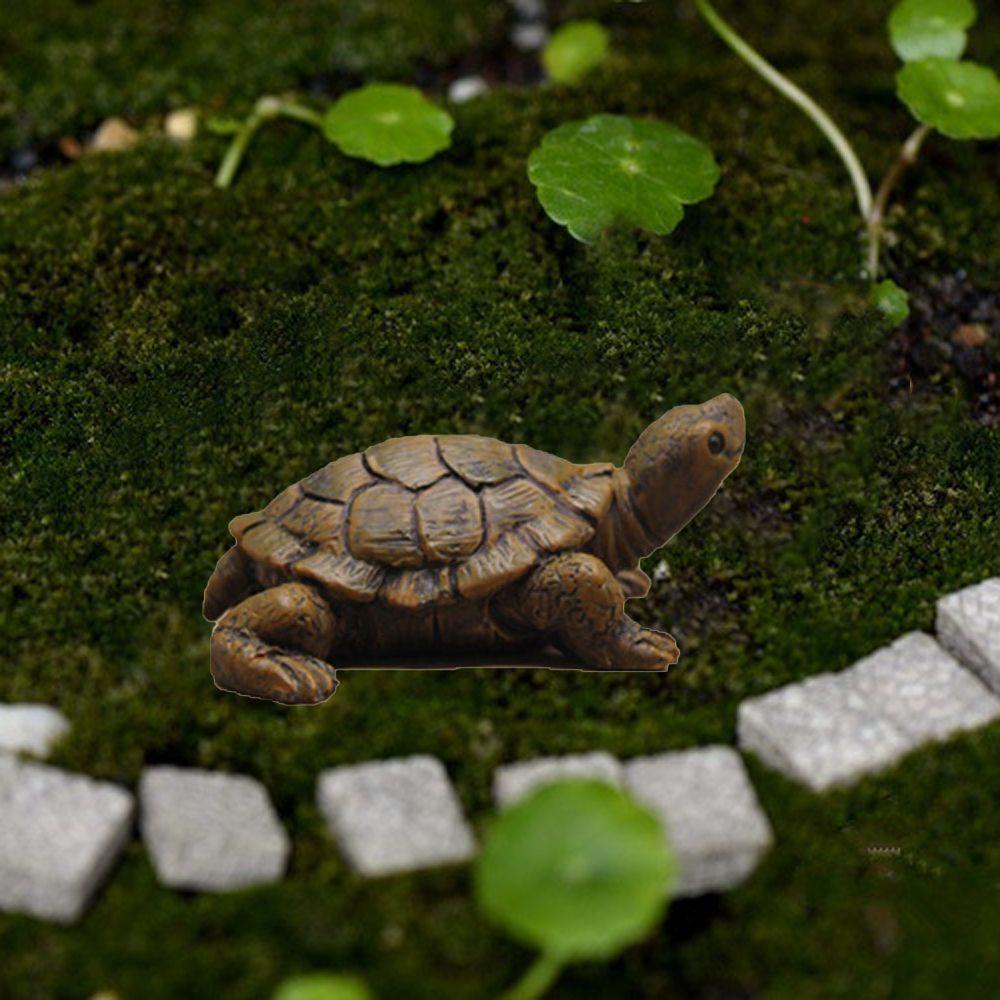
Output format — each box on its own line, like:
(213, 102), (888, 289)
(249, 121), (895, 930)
(890, 271), (1000, 425)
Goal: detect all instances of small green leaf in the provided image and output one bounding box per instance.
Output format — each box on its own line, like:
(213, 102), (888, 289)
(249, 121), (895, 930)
(273, 973), (370, 1000)
(896, 58), (1000, 138)
(542, 20), (610, 84)
(475, 780), (675, 960)
(871, 279), (910, 327)
(527, 114), (720, 242)
(888, 0), (976, 62)
(322, 83), (454, 166)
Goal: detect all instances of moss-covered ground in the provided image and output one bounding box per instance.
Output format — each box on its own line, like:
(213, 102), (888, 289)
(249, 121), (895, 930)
(1, 1), (999, 997)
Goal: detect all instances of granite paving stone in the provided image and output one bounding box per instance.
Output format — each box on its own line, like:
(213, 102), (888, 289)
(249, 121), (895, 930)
(493, 751), (623, 807)
(316, 756), (475, 876)
(936, 577), (1000, 694)
(0, 703), (70, 758)
(623, 746), (773, 897)
(738, 632), (1000, 791)
(0, 758), (134, 922)
(139, 766), (290, 892)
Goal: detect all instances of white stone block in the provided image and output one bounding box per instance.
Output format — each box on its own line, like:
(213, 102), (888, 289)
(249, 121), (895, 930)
(624, 747), (773, 897)
(139, 766), (290, 892)
(493, 751), (623, 807)
(936, 577), (1000, 693)
(0, 758), (134, 922)
(738, 632), (1000, 792)
(317, 756), (475, 876)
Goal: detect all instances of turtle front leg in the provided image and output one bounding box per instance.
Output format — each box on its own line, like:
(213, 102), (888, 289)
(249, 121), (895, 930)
(210, 582), (342, 705)
(497, 553), (678, 671)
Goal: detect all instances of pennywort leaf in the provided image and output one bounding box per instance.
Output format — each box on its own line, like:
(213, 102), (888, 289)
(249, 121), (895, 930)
(474, 780), (675, 961)
(896, 58), (1000, 138)
(323, 83), (454, 166)
(888, 0), (977, 62)
(871, 279), (910, 327)
(542, 20), (610, 84)
(528, 114), (720, 242)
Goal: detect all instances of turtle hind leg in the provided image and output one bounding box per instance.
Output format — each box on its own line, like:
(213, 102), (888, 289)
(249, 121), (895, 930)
(210, 582), (342, 705)
(203, 545), (256, 621)
(497, 553), (678, 671)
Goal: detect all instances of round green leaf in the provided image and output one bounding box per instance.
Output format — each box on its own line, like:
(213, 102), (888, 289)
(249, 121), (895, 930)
(474, 780), (675, 960)
(527, 114), (720, 242)
(871, 279), (910, 328)
(896, 58), (1000, 138)
(322, 83), (454, 166)
(273, 973), (370, 1000)
(888, 0), (976, 62)
(542, 20), (610, 84)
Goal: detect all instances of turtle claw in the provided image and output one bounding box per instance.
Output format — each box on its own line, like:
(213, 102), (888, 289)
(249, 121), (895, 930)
(597, 619), (678, 671)
(211, 627), (339, 705)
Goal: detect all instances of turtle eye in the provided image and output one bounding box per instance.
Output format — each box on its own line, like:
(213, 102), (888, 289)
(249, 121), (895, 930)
(708, 431), (725, 455)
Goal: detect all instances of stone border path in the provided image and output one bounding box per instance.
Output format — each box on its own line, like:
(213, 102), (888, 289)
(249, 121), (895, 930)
(139, 767), (290, 892)
(1, 577), (996, 922)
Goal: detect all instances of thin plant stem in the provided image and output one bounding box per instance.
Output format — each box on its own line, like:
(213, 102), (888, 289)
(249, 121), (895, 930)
(693, 0), (873, 220)
(865, 123), (932, 278)
(502, 952), (565, 1000)
(214, 97), (323, 188)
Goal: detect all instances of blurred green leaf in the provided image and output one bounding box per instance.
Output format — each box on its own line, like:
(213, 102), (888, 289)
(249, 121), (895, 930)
(475, 780), (675, 960)
(542, 20), (610, 84)
(527, 114), (719, 242)
(871, 279), (910, 327)
(323, 83), (453, 166)
(888, 0), (976, 62)
(896, 58), (1000, 138)
(273, 973), (370, 1000)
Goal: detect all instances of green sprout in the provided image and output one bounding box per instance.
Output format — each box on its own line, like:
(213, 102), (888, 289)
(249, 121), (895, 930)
(542, 20), (611, 84)
(528, 114), (720, 242)
(475, 780), (676, 1000)
(213, 83), (454, 188)
(692, 0), (1000, 317)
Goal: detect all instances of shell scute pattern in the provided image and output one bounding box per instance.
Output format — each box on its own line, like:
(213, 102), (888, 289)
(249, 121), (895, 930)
(229, 435), (614, 608)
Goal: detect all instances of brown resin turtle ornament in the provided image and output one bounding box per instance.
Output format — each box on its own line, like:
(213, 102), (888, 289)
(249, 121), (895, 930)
(204, 394), (745, 704)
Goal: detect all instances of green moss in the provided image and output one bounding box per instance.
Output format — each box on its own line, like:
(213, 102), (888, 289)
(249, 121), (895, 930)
(1, 1), (999, 997)
(0, 0), (506, 158)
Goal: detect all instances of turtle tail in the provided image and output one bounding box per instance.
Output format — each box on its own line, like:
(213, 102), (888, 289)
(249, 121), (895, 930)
(203, 545), (255, 621)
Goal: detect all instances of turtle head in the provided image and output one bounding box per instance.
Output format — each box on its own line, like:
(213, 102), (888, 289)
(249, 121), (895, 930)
(622, 393), (745, 548)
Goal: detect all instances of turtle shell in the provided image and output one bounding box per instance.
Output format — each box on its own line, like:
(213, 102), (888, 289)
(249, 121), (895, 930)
(227, 434), (615, 610)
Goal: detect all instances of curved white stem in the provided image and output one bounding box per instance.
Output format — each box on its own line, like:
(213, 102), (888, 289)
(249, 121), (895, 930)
(694, 0), (872, 220)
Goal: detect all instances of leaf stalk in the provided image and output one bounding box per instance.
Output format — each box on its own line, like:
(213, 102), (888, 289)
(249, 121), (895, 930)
(214, 96), (322, 188)
(865, 123), (932, 278)
(502, 951), (565, 1000)
(693, 0), (873, 220)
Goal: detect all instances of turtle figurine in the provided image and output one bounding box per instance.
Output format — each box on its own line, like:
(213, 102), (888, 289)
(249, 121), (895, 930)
(204, 393), (745, 704)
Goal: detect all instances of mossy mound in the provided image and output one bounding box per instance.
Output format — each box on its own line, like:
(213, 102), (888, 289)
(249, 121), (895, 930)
(1, 1), (999, 997)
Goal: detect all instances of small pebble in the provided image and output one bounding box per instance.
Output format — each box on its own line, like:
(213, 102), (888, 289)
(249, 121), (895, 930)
(90, 117), (139, 153)
(10, 148), (38, 174)
(952, 323), (988, 349)
(165, 108), (199, 142)
(58, 136), (83, 160)
(447, 76), (489, 104)
(511, 23), (549, 51)
(508, 0), (546, 19)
